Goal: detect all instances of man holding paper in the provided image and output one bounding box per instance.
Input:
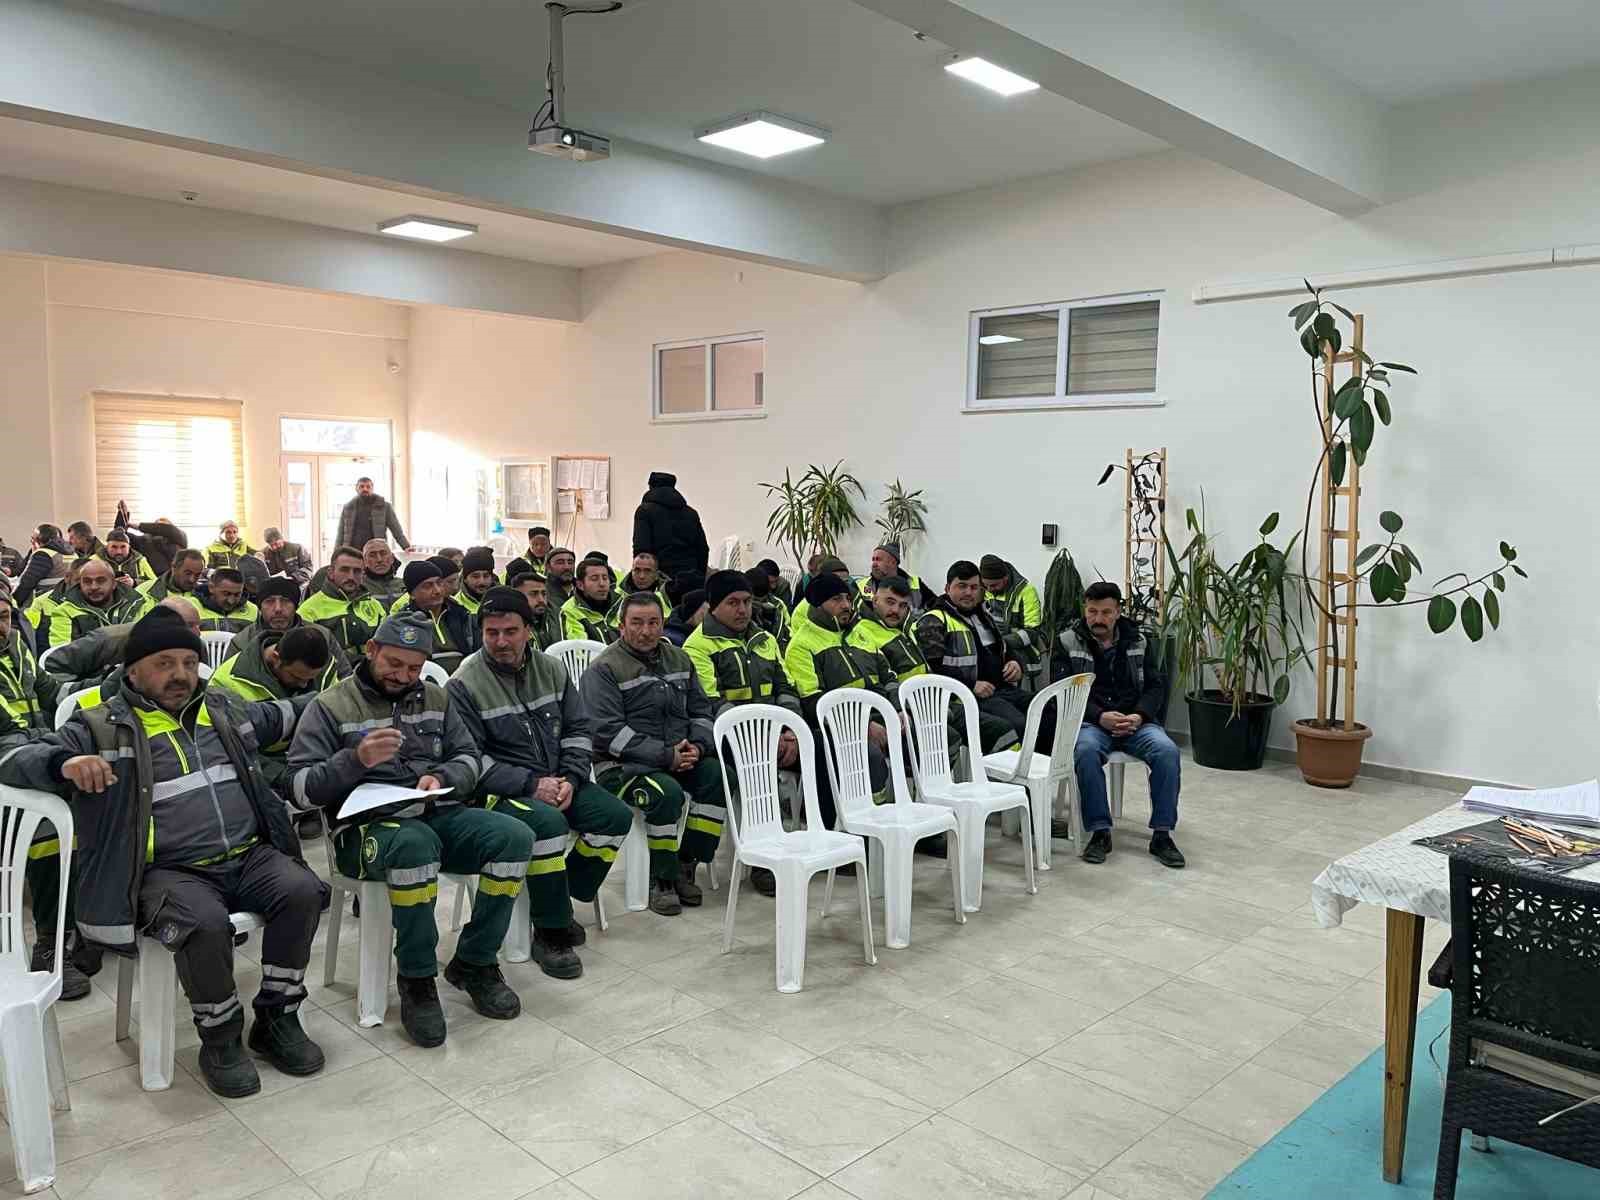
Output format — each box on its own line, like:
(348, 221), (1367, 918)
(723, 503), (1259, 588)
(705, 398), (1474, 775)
(286, 613), (531, 1048)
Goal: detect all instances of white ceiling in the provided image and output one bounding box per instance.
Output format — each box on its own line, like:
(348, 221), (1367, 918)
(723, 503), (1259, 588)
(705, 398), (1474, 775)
(0, 116), (664, 268)
(98, 0), (1166, 206)
(1221, 0), (1600, 103)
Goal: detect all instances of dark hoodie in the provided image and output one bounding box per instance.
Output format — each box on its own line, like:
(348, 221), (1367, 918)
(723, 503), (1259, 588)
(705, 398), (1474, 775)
(632, 471), (710, 581)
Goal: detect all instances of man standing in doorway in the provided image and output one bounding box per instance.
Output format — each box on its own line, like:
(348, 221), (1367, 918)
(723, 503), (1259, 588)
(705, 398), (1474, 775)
(337, 477), (411, 553)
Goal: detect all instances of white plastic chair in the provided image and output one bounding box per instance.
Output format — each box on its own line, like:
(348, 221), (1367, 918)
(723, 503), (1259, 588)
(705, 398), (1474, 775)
(1106, 752), (1148, 826)
(816, 689), (963, 950)
(620, 798), (693, 912)
(0, 785), (73, 1193)
(200, 630), (234, 671)
(34, 646), (62, 675)
(898, 675), (1037, 912)
(981, 673), (1093, 870)
(419, 661), (450, 687)
(53, 688), (97, 730)
(449, 841), (608, 960)
(715, 705), (874, 993)
(114, 911), (262, 1091)
(546, 638), (606, 684)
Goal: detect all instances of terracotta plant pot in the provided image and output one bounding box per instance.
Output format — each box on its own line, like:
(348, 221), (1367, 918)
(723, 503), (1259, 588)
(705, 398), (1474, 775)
(1293, 719), (1372, 788)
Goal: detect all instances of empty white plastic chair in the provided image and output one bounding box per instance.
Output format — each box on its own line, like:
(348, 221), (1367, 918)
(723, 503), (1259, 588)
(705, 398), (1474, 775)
(418, 660), (450, 687)
(53, 688), (97, 730)
(816, 688), (963, 950)
(981, 673), (1093, 870)
(199, 630), (235, 671)
(715, 705), (874, 993)
(546, 639), (606, 684)
(114, 911), (263, 1091)
(0, 785), (74, 1193)
(898, 675), (1037, 912)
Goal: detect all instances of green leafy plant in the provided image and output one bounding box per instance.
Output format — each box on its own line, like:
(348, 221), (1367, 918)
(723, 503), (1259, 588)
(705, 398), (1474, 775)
(1288, 284), (1527, 726)
(875, 479), (929, 549)
(760, 461), (865, 570)
(1161, 506), (1308, 717)
(1040, 547), (1087, 660)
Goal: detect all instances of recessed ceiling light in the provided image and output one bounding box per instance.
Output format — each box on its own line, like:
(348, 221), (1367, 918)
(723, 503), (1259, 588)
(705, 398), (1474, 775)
(696, 111), (829, 160)
(978, 333), (1024, 345)
(945, 57), (1039, 97)
(377, 216), (478, 243)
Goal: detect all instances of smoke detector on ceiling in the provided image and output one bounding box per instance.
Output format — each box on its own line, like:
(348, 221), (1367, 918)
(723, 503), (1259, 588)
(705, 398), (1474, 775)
(528, 2), (622, 161)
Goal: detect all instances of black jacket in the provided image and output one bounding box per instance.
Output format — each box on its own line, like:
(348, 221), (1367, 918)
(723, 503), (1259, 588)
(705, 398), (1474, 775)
(117, 518), (188, 578)
(12, 540), (69, 610)
(632, 472), (709, 581)
(1053, 617), (1168, 726)
(263, 542), (313, 587)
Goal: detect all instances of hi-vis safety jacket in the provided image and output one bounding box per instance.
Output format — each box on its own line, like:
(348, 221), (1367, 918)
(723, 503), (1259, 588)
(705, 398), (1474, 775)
(45, 585), (145, 647)
(0, 678), (305, 954)
(983, 568), (1045, 678)
(846, 609), (929, 697)
(914, 598), (1013, 689)
(561, 592), (619, 646)
(192, 596), (259, 635)
(447, 647), (592, 798)
(210, 636), (334, 790)
(0, 629), (59, 743)
(683, 614), (800, 719)
(298, 582), (386, 657)
(204, 539), (257, 570)
(782, 608), (895, 723)
(97, 548), (156, 585)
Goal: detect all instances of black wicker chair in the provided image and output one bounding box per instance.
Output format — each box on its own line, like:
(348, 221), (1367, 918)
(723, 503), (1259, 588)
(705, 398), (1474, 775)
(1435, 850), (1600, 1198)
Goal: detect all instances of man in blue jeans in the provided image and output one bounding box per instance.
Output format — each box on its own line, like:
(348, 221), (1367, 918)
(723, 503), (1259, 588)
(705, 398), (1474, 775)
(1055, 582), (1185, 868)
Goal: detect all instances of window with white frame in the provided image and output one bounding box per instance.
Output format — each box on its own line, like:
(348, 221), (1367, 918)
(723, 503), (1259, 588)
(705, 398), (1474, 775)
(653, 333), (765, 421)
(966, 293), (1162, 411)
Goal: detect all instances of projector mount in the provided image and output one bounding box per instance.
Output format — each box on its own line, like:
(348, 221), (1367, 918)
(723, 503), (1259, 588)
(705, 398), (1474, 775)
(528, 1), (623, 160)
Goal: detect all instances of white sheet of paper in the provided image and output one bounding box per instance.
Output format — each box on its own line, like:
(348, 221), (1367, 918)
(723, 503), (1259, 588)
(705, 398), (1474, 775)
(1462, 779), (1600, 826)
(337, 782), (454, 821)
(556, 459), (578, 490)
(557, 492), (576, 513)
(594, 460), (609, 490)
(578, 459), (596, 488)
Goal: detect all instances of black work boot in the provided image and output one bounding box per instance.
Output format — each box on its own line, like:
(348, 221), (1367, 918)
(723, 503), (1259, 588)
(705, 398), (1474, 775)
(398, 974), (447, 1047)
(1083, 830), (1113, 865)
(71, 934), (104, 978)
(1149, 832), (1186, 869)
(444, 956), (522, 1019)
(749, 867), (777, 896)
(248, 1007), (326, 1076)
(532, 927), (584, 980)
(675, 858), (704, 907)
(197, 1035), (261, 1098)
(32, 936), (90, 1000)
(650, 879), (682, 916)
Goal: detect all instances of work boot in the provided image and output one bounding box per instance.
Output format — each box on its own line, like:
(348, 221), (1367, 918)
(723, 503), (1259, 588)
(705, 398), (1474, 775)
(1149, 832), (1186, 869)
(197, 1036), (261, 1098)
(750, 867), (776, 896)
(568, 920), (588, 947)
(31, 936), (90, 1001)
(916, 833), (948, 858)
(248, 1008), (326, 1076)
(531, 927), (584, 980)
(72, 935), (104, 978)
(1083, 830), (1113, 865)
(444, 957), (522, 1020)
(650, 879), (682, 916)
(674, 859), (704, 907)
(398, 974), (447, 1047)
(1050, 818), (1073, 841)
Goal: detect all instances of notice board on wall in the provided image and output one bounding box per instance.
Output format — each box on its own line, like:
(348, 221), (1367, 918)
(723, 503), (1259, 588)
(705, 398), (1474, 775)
(553, 455), (610, 520)
(502, 460), (549, 522)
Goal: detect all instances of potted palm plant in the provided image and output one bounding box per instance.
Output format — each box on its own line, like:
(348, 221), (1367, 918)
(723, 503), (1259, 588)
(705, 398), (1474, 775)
(875, 479), (929, 554)
(760, 461), (866, 571)
(1162, 507), (1306, 770)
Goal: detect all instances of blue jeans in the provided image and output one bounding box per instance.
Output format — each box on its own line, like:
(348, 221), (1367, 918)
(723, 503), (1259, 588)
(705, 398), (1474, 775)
(1073, 722), (1180, 834)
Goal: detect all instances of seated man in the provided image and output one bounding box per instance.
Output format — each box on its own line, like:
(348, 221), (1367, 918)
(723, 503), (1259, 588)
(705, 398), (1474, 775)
(755, 558), (793, 609)
(205, 521), (256, 570)
(398, 560), (476, 674)
(789, 556), (851, 629)
(1058, 582), (1184, 868)
(456, 547), (499, 617)
(45, 558), (143, 646)
(260, 527), (312, 589)
(98, 526), (156, 587)
(581, 592), (723, 915)
(543, 547), (578, 608)
(432, 554), (464, 602)
(65, 520), (105, 560)
(299, 545), (386, 657)
(744, 566), (791, 647)
(212, 627), (335, 787)
(194, 567), (260, 633)
(229, 577), (350, 676)
(916, 561), (1027, 753)
(0, 607), (325, 1097)
(685, 570), (801, 896)
(857, 542), (936, 613)
(287, 614), (530, 1045)
(979, 554), (1046, 690)
(561, 558), (619, 645)
(449, 588), (632, 979)
(11, 524), (71, 614)
(360, 538), (406, 605)
(614, 551), (670, 615)
(506, 563), (563, 650)
(518, 527), (552, 575)
(137, 546), (207, 608)
(46, 597), (199, 690)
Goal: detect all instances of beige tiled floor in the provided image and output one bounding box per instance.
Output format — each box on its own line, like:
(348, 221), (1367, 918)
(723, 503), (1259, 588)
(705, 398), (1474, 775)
(4, 755), (1460, 1200)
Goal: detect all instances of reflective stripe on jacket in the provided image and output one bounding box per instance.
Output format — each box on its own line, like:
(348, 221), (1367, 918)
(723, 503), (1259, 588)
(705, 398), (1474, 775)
(447, 648), (592, 799)
(298, 585), (386, 655)
(581, 639), (717, 772)
(562, 594), (619, 645)
(782, 609), (894, 722)
(983, 572), (1044, 675)
(683, 615), (800, 718)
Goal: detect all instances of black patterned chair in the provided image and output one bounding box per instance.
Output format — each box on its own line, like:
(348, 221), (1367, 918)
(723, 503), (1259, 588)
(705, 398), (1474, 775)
(1435, 851), (1600, 1198)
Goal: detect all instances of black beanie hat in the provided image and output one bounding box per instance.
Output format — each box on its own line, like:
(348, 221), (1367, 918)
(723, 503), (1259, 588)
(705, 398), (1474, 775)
(404, 560), (443, 593)
(755, 558), (780, 578)
(257, 577), (300, 605)
(427, 554), (459, 578)
(979, 554), (1008, 580)
(462, 547), (496, 575)
(478, 585), (533, 625)
(745, 568), (772, 597)
(704, 569), (751, 609)
(677, 589), (707, 618)
(805, 573), (851, 606)
(124, 605), (206, 667)
(505, 559), (534, 585)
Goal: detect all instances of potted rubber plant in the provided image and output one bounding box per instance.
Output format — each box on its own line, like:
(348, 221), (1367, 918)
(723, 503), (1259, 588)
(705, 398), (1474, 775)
(1161, 507), (1306, 770)
(1286, 284), (1527, 785)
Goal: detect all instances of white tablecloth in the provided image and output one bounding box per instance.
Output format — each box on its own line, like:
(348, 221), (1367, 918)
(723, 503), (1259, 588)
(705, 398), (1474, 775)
(1311, 802), (1600, 928)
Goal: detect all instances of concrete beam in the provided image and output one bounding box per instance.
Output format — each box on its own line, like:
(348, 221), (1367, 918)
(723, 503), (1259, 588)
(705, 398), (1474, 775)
(0, 175), (581, 320)
(0, 0), (886, 281)
(853, 0), (1387, 214)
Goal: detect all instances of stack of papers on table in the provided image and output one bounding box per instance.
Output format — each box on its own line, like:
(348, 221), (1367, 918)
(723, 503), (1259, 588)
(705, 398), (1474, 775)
(1461, 779), (1600, 828)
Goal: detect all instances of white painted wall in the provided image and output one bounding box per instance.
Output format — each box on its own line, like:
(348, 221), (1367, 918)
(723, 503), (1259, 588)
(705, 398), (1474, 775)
(0, 255), (411, 545)
(408, 145), (1598, 788)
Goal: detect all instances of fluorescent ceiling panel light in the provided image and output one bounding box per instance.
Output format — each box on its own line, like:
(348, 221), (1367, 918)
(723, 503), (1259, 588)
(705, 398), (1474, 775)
(978, 333), (1024, 345)
(377, 216), (478, 242)
(696, 111), (828, 159)
(945, 57), (1039, 97)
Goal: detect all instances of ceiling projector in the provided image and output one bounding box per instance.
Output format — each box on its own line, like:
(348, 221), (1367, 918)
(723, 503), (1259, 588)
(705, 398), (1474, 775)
(529, 125), (611, 161)
(527, 1), (621, 161)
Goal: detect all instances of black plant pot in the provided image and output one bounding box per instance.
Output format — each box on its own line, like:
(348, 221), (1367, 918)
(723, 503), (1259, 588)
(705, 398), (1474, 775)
(1186, 691), (1275, 771)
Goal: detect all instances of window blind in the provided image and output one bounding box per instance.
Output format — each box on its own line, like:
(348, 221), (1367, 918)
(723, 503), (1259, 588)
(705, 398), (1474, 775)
(976, 311), (1060, 399)
(92, 394), (245, 546)
(1066, 300), (1159, 395)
